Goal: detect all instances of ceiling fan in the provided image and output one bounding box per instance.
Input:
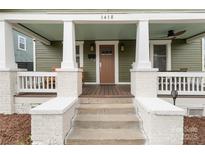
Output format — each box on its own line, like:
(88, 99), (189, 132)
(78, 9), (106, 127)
(159, 30), (186, 39)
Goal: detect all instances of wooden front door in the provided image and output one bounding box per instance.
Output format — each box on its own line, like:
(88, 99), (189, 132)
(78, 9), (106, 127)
(100, 45), (115, 84)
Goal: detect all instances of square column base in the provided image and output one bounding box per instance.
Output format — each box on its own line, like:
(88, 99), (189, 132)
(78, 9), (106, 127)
(56, 68), (82, 97)
(131, 69), (158, 97)
(0, 71), (17, 114)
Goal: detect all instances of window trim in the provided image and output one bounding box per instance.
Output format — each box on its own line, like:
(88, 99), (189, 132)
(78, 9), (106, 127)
(18, 35), (27, 51)
(202, 38), (205, 71)
(76, 41), (84, 68)
(150, 40), (172, 71)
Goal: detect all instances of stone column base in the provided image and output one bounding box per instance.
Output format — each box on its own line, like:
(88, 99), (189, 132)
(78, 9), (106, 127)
(131, 69), (158, 97)
(0, 71), (17, 114)
(56, 68), (82, 97)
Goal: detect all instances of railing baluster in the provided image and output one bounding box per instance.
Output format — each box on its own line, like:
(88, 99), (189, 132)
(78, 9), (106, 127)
(42, 76), (45, 89)
(178, 77), (181, 92)
(161, 77), (163, 91)
(22, 76), (25, 89)
(192, 77), (195, 92)
(202, 77), (204, 92)
(165, 77), (168, 91)
(196, 77), (199, 92)
(183, 77), (186, 91)
(174, 77), (177, 90)
(51, 76), (53, 89)
(47, 76), (49, 89)
(187, 77), (190, 92)
(38, 76), (41, 89)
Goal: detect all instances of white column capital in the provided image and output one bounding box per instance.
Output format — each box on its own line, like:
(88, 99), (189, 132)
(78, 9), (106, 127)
(60, 21), (77, 70)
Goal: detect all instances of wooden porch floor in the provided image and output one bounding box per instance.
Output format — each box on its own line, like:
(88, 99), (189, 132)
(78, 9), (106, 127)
(80, 85), (133, 98)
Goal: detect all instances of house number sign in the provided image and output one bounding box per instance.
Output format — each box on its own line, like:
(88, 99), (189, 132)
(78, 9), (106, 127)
(100, 14), (114, 20)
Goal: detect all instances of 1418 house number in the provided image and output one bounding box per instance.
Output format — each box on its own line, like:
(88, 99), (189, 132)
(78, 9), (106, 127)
(101, 14), (114, 20)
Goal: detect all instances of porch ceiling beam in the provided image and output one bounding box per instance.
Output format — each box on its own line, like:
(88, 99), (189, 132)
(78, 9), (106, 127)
(186, 32), (205, 43)
(3, 13), (205, 23)
(12, 23), (51, 45)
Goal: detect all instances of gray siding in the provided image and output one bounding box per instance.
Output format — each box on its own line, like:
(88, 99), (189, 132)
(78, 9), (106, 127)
(36, 41), (62, 71)
(13, 30), (33, 62)
(171, 39), (202, 71)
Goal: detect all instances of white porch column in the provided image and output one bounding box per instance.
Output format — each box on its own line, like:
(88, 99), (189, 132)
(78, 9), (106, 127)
(0, 21), (18, 114)
(133, 20), (152, 70)
(0, 21), (17, 70)
(131, 20), (158, 98)
(61, 21), (77, 69)
(57, 21), (82, 97)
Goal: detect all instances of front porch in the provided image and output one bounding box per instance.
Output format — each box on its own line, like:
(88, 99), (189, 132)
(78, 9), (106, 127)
(1, 11), (205, 145)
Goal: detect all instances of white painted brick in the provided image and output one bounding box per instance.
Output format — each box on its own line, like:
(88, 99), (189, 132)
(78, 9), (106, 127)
(0, 71), (17, 114)
(134, 97), (185, 145)
(31, 97), (78, 145)
(131, 71), (158, 97)
(57, 71), (82, 97)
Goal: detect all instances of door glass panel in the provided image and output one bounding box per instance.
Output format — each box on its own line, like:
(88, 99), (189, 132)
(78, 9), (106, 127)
(153, 45), (166, 71)
(100, 46), (113, 55)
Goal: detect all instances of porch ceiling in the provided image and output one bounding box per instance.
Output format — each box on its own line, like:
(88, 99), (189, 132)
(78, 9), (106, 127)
(20, 23), (205, 41)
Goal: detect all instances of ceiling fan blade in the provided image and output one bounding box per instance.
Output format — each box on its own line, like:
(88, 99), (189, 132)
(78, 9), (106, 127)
(167, 35), (176, 39)
(158, 36), (168, 39)
(174, 30), (186, 36)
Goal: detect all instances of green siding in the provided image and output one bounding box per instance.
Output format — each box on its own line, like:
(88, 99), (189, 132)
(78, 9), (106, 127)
(119, 40), (135, 82)
(35, 39), (202, 81)
(171, 39), (202, 71)
(36, 41), (62, 72)
(83, 41), (96, 82)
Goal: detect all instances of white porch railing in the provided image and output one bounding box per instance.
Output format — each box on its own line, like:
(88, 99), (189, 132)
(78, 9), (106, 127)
(17, 72), (57, 93)
(158, 72), (205, 95)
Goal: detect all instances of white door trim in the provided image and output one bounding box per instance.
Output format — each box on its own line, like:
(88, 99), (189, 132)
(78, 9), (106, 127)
(150, 40), (172, 71)
(95, 41), (119, 84)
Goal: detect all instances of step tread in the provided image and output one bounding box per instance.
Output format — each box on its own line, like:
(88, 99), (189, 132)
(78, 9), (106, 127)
(75, 114), (139, 122)
(78, 103), (134, 109)
(67, 128), (145, 140)
(79, 98), (133, 104)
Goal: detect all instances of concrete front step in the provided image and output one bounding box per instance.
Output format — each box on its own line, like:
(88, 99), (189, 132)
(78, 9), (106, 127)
(74, 114), (140, 129)
(77, 103), (135, 114)
(66, 128), (145, 145)
(79, 98), (133, 104)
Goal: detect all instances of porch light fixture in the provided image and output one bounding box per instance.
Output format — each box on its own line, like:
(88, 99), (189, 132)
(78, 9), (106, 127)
(120, 43), (125, 52)
(171, 89), (178, 106)
(90, 43), (95, 52)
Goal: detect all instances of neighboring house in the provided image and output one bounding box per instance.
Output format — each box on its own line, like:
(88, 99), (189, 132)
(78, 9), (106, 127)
(13, 30), (34, 71)
(1, 9), (205, 145)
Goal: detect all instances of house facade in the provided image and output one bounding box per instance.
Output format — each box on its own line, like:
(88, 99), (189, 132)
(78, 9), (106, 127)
(1, 9), (205, 145)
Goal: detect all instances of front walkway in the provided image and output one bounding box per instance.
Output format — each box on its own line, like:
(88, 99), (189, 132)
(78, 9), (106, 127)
(80, 85), (133, 98)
